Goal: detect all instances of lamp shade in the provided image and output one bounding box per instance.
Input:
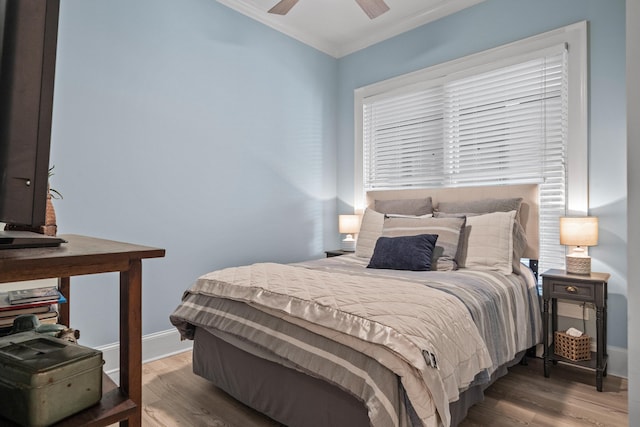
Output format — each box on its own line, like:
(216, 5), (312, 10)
(338, 215), (360, 235)
(559, 217), (599, 247)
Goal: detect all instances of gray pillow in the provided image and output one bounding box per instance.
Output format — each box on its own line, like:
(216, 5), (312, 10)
(382, 216), (466, 271)
(436, 197), (523, 223)
(374, 197), (433, 216)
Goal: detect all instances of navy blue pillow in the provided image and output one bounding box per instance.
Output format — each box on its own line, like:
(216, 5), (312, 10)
(367, 234), (439, 271)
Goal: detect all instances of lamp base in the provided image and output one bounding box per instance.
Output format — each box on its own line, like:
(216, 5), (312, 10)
(341, 235), (356, 252)
(566, 254), (591, 275)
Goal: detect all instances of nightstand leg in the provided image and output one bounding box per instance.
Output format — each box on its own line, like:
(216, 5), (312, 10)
(603, 295), (608, 377)
(596, 306), (604, 391)
(551, 298), (558, 365)
(543, 297), (550, 377)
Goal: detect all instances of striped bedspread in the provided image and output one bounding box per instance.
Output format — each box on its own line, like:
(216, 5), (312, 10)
(170, 256), (542, 427)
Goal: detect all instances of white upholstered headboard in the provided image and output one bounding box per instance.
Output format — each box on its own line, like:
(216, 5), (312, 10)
(366, 184), (539, 260)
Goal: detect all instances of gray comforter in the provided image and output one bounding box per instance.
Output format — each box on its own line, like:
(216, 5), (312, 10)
(170, 255), (542, 427)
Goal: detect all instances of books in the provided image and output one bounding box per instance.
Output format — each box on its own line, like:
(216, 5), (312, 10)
(8, 286), (60, 305)
(0, 291), (66, 312)
(0, 287), (65, 335)
(0, 307), (58, 328)
(0, 289), (67, 316)
(0, 305), (50, 318)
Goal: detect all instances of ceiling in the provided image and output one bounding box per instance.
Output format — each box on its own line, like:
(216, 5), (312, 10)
(216, 0), (486, 58)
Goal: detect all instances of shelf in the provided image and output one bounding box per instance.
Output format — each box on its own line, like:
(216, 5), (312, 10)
(548, 346), (608, 371)
(0, 373), (136, 427)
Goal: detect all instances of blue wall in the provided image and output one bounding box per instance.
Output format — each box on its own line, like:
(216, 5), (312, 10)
(51, 0), (627, 373)
(337, 0), (627, 358)
(50, 0), (338, 346)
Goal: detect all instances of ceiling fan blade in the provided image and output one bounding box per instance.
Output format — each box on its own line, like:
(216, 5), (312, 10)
(355, 0), (390, 19)
(268, 0), (299, 15)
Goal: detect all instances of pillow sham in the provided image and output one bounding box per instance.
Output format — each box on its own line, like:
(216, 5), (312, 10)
(374, 197), (433, 216)
(367, 234), (439, 271)
(511, 221), (528, 273)
(434, 211), (528, 274)
(355, 208), (385, 259)
(382, 216), (466, 271)
(459, 210), (517, 275)
(436, 197), (523, 223)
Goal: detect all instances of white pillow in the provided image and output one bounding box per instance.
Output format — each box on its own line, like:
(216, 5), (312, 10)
(355, 208), (384, 259)
(460, 210), (516, 274)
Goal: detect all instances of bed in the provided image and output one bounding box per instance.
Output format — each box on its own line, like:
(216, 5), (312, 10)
(170, 184), (542, 427)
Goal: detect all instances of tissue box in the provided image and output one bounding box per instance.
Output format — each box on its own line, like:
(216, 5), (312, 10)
(554, 330), (591, 361)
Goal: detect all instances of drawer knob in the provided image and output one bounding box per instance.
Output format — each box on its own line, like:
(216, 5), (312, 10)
(565, 286), (578, 293)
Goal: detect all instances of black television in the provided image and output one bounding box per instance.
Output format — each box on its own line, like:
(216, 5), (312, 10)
(0, 0), (64, 248)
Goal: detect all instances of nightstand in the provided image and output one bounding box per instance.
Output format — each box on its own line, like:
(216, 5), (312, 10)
(325, 249), (351, 258)
(541, 269), (610, 391)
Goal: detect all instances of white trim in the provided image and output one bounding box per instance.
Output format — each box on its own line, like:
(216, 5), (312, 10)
(95, 325), (628, 384)
(99, 328), (193, 384)
(354, 21), (588, 213)
(565, 22), (589, 216)
(335, 0), (487, 58)
(606, 345), (628, 379)
(98, 329), (627, 381)
(627, 0), (640, 422)
(216, 0), (337, 57)
(216, 0), (486, 58)
(535, 345), (627, 379)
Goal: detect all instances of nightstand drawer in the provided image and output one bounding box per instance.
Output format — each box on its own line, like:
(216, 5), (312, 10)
(549, 280), (595, 302)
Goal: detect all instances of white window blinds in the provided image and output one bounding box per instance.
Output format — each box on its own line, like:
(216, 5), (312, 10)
(362, 46), (569, 271)
(363, 87), (444, 189)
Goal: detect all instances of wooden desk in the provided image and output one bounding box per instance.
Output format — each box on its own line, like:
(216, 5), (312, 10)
(0, 234), (165, 426)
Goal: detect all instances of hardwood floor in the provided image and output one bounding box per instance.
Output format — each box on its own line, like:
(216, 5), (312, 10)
(139, 351), (627, 427)
(140, 351), (279, 427)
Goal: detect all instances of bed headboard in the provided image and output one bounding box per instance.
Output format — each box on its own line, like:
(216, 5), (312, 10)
(366, 184), (539, 260)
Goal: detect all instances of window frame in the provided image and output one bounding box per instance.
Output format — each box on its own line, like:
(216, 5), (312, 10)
(354, 22), (588, 220)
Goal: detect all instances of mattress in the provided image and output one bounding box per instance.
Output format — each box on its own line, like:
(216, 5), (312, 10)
(171, 255), (542, 427)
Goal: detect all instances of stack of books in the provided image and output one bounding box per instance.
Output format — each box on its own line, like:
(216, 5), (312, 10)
(0, 286), (65, 331)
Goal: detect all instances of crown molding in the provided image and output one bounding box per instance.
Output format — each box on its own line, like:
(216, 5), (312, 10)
(335, 0), (486, 57)
(216, 0), (340, 57)
(217, 0), (485, 58)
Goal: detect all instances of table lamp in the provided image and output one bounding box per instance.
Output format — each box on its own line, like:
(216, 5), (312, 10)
(559, 216), (598, 275)
(339, 214), (360, 251)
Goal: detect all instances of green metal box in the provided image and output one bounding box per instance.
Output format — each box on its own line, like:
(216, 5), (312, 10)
(0, 332), (103, 427)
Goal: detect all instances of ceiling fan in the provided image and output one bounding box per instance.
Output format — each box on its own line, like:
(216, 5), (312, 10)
(268, 0), (390, 20)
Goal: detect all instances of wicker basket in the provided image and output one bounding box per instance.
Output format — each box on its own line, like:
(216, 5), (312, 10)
(554, 331), (591, 361)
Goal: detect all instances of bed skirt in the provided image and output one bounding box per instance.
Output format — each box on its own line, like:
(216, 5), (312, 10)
(192, 326), (520, 427)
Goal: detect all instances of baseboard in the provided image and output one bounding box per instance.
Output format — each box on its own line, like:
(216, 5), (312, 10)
(607, 345), (628, 378)
(98, 328), (193, 384)
(533, 342), (627, 378)
(97, 329), (628, 383)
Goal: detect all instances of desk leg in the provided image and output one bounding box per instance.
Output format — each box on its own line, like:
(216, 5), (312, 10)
(543, 297), (550, 377)
(59, 277), (71, 327)
(120, 259), (143, 426)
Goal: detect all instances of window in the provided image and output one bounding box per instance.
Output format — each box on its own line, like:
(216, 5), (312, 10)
(355, 22), (588, 273)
